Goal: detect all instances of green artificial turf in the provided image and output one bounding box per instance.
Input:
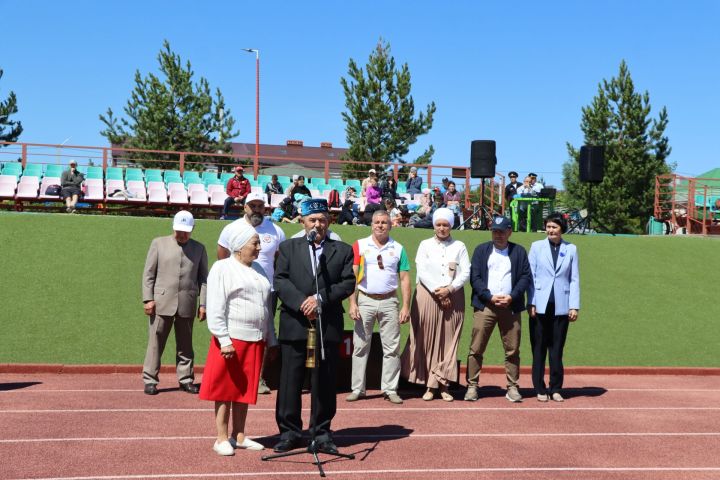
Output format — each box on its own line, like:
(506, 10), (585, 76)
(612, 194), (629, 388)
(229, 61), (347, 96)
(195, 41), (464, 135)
(0, 212), (718, 367)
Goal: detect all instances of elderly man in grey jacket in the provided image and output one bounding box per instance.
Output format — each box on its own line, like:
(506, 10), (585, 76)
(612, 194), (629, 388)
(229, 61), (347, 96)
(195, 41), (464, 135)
(142, 210), (208, 395)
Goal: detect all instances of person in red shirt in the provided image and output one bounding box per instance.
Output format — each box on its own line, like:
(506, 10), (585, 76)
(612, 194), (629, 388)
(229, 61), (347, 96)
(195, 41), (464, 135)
(222, 166), (251, 220)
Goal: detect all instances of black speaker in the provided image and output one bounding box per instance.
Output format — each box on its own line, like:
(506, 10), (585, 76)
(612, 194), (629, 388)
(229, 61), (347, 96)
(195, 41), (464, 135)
(470, 140), (496, 178)
(579, 145), (605, 183)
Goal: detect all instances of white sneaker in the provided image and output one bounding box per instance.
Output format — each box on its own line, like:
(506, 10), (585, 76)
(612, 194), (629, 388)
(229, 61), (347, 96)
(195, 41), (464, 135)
(229, 437), (264, 451)
(551, 392), (565, 402)
(213, 440), (235, 456)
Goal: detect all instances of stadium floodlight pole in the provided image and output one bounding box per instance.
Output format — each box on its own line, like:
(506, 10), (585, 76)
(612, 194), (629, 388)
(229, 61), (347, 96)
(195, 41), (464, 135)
(241, 48), (260, 179)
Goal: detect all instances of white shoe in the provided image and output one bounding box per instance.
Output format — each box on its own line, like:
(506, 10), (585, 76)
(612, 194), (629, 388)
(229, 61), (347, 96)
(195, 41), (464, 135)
(537, 394), (549, 402)
(229, 437), (265, 451)
(551, 392), (565, 402)
(213, 440), (235, 456)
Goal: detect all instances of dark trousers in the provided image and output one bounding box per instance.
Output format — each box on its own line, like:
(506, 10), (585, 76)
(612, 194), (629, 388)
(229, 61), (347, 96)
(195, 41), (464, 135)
(275, 340), (338, 443)
(222, 196), (243, 216)
(529, 302), (570, 395)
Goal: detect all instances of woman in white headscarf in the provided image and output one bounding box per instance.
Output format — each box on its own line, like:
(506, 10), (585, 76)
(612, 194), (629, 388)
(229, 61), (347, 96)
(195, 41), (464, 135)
(400, 208), (470, 401)
(199, 223), (277, 456)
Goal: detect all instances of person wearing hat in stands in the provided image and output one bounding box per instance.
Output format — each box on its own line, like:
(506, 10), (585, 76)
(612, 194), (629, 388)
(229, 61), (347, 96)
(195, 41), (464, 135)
(504, 171), (522, 206)
(361, 168), (378, 197)
(200, 221), (277, 456)
(405, 166), (423, 195)
(222, 166), (251, 220)
(272, 198), (355, 454)
(141, 210), (208, 395)
(527, 212), (580, 403)
(60, 160), (85, 213)
(217, 191), (285, 395)
(464, 216), (531, 403)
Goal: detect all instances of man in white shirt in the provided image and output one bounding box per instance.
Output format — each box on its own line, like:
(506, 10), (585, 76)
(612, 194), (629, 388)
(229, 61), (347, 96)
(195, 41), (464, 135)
(529, 173), (544, 194)
(217, 191), (285, 393)
(465, 216), (532, 403)
(347, 210), (411, 404)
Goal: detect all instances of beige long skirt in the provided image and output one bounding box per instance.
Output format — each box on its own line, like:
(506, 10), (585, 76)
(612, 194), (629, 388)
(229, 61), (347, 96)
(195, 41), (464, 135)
(400, 283), (465, 389)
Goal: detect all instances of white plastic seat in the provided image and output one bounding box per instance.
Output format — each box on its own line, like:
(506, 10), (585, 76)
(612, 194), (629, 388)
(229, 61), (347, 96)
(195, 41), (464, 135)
(189, 189), (209, 205)
(126, 185), (147, 202)
(19, 175), (40, 185)
(0, 182), (17, 198)
(167, 182), (186, 192)
(147, 188), (167, 203)
(15, 182), (39, 199)
(250, 186), (263, 194)
(39, 178), (62, 199)
(84, 185), (104, 201)
(127, 180), (145, 190)
(85, 178), (103, 189)
(309, 189), (320, 197)
(210, 190), (229, 206)
(147, 181), (165, 191)
(187, 183), (206, 195)
(169, 189), (188, 204)
(208, 184), (225, 196)
(0, 174), (18, 185)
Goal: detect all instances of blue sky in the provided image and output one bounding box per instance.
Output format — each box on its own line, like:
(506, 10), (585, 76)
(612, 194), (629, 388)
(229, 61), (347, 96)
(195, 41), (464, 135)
(2, 0), (719, 186)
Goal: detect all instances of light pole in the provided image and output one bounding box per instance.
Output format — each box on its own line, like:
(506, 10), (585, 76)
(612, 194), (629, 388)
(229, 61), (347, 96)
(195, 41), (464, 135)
(56, 137), (71, 165)
(242, 48), (260, 179)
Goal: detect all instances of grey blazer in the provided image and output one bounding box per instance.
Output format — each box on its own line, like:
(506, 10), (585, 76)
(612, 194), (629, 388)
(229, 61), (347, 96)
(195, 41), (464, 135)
(142, 235), (208, 317)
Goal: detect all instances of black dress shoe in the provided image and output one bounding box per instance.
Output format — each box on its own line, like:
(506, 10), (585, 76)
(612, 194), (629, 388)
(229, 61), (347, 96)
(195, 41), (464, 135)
(316, 440), (339, 455)
(273, 438), (301, 453)
(144, 384), (158, 395)
(179, 382), (199, 394)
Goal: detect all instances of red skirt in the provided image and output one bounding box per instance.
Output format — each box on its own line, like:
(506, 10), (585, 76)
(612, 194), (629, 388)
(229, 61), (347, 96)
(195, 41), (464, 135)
(199, 337), (265, 404)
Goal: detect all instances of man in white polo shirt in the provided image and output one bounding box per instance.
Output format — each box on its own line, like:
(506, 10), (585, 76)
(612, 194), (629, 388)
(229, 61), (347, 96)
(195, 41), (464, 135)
(347, 209), (411, 404)
(217, 191), (285, 393)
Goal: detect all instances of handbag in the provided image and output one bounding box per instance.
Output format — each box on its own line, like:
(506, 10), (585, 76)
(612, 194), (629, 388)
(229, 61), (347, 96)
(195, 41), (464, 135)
(45, 185), (61, 196)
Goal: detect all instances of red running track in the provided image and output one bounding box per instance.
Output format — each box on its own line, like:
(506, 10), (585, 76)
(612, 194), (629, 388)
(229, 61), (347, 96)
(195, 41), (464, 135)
(1, 372), (720, 480)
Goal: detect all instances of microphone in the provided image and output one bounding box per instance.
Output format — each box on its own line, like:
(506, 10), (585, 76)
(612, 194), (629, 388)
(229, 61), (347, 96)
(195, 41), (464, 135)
(306, 229), (318, 243)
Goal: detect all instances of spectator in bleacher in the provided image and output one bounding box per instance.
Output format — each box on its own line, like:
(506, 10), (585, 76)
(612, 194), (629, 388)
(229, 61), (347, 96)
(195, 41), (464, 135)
(385, 198), (402, 227)
(272, 197), (300, 223)
(141, 210), (208, 396)
(264, 174), (284, 204)
(287, 175), (311, 199)
(443, 181), (461, 210)
(405, 167), (423, 194)
(439, 177), (450, 194)
(382, 176), (401, 200)
(527, 213), (580, 403)
(361, 168), (378, 197)
(222, 166), (251, 220)
(504, 171), (521, 205)
(401, 208), (470, 401)
(529, 173), (544, 195)
(200, 221), (276, 455)
(60, 160), (85, 213)
(365, 178), (382, 205)
(216, 191), (285, 395)
(464, 216), (531, 403)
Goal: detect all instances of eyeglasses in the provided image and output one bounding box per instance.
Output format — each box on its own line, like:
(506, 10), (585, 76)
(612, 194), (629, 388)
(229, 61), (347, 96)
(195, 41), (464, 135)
(376, 254), (384, 270)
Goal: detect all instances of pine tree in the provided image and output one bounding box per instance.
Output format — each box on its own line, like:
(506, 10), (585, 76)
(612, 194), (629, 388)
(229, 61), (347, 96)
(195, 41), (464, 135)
(100, 41), (238, 169)
(0, 69), (23, 145)
(340, 39), (436, 179)
(563, 60), (672, 234)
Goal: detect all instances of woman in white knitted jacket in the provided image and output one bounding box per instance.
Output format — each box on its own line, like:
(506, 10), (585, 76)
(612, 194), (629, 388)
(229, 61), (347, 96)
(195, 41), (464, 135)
(199, 222), (277, 456)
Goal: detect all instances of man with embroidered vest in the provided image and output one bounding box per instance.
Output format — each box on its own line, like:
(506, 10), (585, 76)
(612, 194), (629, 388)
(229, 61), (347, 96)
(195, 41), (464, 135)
(272, 198), (355, 454)
(347, 210), (411, 404)
(465, 216), (531, 403)
(221, 165), (251, 220)
(142, 210), (208, 395)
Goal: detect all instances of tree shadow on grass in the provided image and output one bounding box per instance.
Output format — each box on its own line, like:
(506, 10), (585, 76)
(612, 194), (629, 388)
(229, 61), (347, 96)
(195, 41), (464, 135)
(0, 381), (42, 391)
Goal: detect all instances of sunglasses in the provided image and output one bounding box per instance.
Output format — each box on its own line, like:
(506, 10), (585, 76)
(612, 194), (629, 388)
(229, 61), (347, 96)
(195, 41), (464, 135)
(377, 254), (384, 270)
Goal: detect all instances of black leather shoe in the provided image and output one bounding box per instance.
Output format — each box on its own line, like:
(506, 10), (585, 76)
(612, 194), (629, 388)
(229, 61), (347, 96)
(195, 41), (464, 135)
(144, 384), (158, 395)
(317, 440), (339, 455)
(179, 382), (199, 394)
(273, 438), (301, 453)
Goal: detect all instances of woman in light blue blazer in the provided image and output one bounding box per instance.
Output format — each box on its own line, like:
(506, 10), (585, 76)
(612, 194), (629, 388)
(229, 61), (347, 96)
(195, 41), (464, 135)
(528, 213), (580, 403)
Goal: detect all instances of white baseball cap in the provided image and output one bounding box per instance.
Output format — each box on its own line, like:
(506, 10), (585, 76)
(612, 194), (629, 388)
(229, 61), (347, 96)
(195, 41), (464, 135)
(245, 191), (266, 205)
(173, 210), (195, 232)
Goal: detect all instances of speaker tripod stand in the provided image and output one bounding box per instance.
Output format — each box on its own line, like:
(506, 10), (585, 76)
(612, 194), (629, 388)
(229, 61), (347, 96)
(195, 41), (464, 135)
(568, 183), (615, 236)
(457, 178), (494, 230)
(262, 439), (355, 478)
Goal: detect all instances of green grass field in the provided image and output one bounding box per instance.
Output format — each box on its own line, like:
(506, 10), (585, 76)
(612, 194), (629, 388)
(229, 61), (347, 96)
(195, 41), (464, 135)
(0, 212), (718, 367)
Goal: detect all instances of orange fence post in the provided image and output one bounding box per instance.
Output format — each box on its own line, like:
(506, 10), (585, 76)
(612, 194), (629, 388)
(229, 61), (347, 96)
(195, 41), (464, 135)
(102, 149), (108, 171)
(21, 144), (27, 168)
(179, 153), (185, 175)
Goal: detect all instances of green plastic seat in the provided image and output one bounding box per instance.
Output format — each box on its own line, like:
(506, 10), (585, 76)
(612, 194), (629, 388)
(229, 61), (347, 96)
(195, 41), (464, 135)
(44, 165), (63, 177)
(86, 171), (104, 179)
(87, 166), (103, 177)
(345, 179), (361, 189)
(106, 170), (123, 180)
(328, 178), (344, 188)
(202, 171), (218, 182)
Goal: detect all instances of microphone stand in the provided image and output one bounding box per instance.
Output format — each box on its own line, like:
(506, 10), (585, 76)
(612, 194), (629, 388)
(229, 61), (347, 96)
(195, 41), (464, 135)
(261, 230), (355, 478)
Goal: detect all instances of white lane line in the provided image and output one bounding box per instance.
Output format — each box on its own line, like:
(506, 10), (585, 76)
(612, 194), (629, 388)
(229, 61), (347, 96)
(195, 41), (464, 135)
(2, 432), (720, 444)
(9, 467), (720, 480)
(3, 387), (720, 393)
(3, 406), (720, 414)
